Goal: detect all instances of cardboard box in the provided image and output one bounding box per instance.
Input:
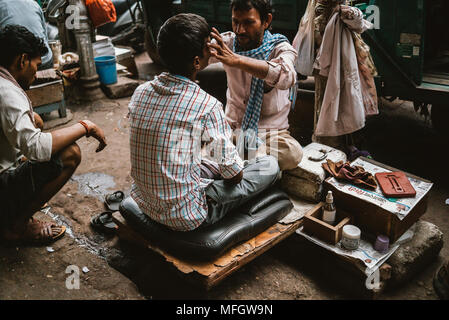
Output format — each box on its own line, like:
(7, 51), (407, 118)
(324, 157), (433, 242)
(303, 202), (352, 245)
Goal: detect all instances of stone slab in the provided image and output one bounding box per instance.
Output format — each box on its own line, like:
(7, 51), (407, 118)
(42, 109), (73, 130)
(387, 220), (444, 288)
(102, 76), (142, 99)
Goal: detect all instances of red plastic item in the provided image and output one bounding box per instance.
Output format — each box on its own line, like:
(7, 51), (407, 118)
(375, 171), (416, 198)
(85, 0), (117, 28)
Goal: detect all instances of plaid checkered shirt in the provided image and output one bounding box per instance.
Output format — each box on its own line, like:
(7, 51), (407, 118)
(128, 73), (244, 231)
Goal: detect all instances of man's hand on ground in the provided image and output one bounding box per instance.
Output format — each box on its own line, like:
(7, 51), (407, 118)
(208, 27), (241, 67)
(82, 120), (107, 152)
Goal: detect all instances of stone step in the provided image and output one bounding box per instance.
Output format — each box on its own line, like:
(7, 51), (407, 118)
(101, 76), (143, 99)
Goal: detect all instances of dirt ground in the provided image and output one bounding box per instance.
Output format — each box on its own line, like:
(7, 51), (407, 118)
(0, 53), (448, 300)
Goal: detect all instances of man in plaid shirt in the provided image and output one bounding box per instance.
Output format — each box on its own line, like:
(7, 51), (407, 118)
(128, 13), (280, 231)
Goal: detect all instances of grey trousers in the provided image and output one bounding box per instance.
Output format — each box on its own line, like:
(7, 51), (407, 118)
(201, 155), (280, 227)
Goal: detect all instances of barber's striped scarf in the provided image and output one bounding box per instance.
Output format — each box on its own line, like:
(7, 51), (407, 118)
(233, 31), (289, 150)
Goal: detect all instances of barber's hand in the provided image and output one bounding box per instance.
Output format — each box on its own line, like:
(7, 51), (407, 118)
(208, 27), (240, 67)
(82, 120), (107, 152)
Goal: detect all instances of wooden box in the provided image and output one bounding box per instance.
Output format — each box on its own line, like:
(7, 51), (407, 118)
(26, 80), (64, 107)
(303, 202), (352, 244)
(324, 157), (433, 243)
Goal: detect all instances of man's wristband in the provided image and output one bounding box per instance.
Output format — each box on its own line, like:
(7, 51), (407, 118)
(79, 120), (90, 137)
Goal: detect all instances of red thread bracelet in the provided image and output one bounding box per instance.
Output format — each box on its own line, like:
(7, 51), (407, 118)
(79, 121), (90, 137)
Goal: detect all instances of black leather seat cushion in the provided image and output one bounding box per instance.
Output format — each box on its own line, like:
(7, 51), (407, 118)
(119, 188), (293, 261)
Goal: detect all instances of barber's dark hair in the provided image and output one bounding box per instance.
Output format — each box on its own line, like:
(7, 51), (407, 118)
(157, 13), (211, 76)
(0, 25), (48, 68)
(230, 0), (272, 23)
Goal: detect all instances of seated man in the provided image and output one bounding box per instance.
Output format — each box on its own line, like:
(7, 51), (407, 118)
(0, 25), (107, 244)
(0, 0), (54, 70)
(207, 0), (303, 171)
(128, 13), (280, 231)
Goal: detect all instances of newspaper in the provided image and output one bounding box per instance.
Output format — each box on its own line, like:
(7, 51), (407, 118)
(279, 197), (316, 224)
(326, 158), (433, 221)
(296, 224), (416, 276)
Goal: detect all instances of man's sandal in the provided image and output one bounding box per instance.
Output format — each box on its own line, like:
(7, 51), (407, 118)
(104, 191), (125, 212)
(1, 218), (66, 246)
(90, 211), (118, 235)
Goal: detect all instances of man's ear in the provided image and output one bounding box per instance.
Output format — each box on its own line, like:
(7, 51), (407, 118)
(193, 56), (201, 71)
(263, 13), (273, 30)
(18, 53), (29, 70)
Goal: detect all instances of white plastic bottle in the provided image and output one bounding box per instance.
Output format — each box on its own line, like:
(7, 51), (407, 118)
(322, 191), (336, 225)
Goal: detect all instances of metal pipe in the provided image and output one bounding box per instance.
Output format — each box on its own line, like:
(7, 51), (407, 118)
(68, 0), (104, 100)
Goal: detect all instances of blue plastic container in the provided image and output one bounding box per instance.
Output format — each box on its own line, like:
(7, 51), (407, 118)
(94, 55), (117, 85)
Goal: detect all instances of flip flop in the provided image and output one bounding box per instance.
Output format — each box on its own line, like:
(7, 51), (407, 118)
(1, 218), (66, 246)
(90, 211), (118, 235)
(104, 191), (124, 212)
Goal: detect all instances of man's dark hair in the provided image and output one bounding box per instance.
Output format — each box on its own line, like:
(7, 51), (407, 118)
(157, 13), (211, 76)
(0, 25), (48, 68)
(230, 0), (273, 23)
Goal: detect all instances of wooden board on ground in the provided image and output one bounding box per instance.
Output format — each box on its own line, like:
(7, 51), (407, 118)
(112, 211), (303, 290)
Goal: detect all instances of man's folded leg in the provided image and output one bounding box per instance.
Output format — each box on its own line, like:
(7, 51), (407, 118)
(203, 155), (280, 226)
(262, 130), (303, 171)
(0, 143), (81, 243)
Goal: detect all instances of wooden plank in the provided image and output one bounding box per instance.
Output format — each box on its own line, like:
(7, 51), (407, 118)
(26, 81), (63, 107)
(422, 76), (449, 86)
(205, 221), (302, 289)
(112, 211), (302, 290)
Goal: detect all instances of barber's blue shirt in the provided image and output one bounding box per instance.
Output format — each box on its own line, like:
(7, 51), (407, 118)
(0, 0), (53, 68)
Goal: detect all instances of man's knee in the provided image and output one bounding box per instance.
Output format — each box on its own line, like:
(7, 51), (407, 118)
(60, 143), (82, 169)
(256, 155), (280, 182)
(279, 142), (303, 171)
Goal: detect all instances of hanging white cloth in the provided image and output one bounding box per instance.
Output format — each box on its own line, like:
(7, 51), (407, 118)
(292, 0), (316, 76)
(313, 9), (373, 137)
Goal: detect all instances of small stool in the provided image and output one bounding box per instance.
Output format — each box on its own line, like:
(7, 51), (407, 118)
(118, 189), (293, 261)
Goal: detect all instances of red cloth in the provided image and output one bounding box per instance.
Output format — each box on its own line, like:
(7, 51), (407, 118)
(85, 0), (117, 28)
(322, 159), (378, 190)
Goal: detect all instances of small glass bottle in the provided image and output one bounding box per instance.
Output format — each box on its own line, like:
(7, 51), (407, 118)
(322, 191), (336, 225)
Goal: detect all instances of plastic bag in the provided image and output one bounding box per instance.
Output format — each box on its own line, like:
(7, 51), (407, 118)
(85, 0), (117, 28)
(292, 0), (316, 76)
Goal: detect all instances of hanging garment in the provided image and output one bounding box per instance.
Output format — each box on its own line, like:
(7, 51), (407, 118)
(314, 11), (365, 136)
(313, 7), (377, 137)
(85, 0), (117, 28)
(292, 0), (316, 76)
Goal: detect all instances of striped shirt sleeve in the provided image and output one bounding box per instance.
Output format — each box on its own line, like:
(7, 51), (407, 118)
(202, 103), (243, 179)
